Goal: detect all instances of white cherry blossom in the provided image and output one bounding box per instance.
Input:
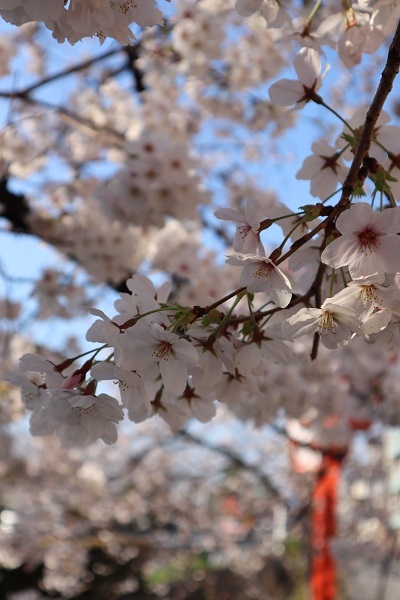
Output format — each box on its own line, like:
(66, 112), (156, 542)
(48, 391), (124, 447)
(282, 301), (365, 349)
(296, 140), (347, 199)
(235, 0), (286, 27)
(338, 22), (384, 68)
(214, 201), (265, 254)
(0, 0), (164, 44)
(321, 203), (400, 280)
(85, 307), (122, 346)
(269, 48), (329, 107)
(123, 322), (199, 395)
(372, 0), (400, 36)
(226, 253), (293, 307)
(90, 361), (151, 417)
(19, 353), (65, 389)
(330, 278), (400, 334)
(4, 371), (58, 436)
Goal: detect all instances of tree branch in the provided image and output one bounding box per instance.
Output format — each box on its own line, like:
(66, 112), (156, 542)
(180, 429), (288, 506)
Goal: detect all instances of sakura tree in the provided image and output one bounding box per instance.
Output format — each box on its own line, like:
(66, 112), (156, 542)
(1, 0), (400, 597)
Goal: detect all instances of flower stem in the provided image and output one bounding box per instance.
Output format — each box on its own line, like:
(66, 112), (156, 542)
(278, 215), (310, 251)
(247, 294), (258, 329)
(328, 268), (336, 298)
(68, 344), (108, 362)
(340, 268), (348, 288)
(319, 100), (355, 134)
(321, 186), (344, 204)
(197, 287), (246, 316)
(302, 0), (323, 35)
(208, 292), (246, 341)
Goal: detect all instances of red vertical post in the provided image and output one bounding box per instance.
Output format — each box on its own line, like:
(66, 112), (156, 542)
(310, 454), (342, 600)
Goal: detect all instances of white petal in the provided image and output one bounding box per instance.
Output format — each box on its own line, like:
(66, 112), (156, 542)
(160, 357), (187, 395)
(192, 398), (216, 422)
(269, 79), (304, 106)
(321, 235), (360, 269)
(282, 308), (321, 339)
(268, 284), (292, 308)
(19, 353), (54, 373)
(375, 235), (400, 273)
(374, 206), (400, 234)
(214, 208), (246, 224)
(101, 422), (119, 445)
(4, 371), (37, 392)
(362, 309), (392, 334)
(294, 47), (321, 87)
(319, 320), (352, 349)
(173, 338), (199, 366)
(335, 203), (373, 234)
(90, 362), (117, 380)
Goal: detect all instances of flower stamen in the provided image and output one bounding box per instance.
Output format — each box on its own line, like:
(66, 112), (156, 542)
(253, 261), (273, 281)
(356, 227), (381, 253)
(152, 342), (173, 362)
(318, 311), (335, 335)
(361, 285), (379, 305)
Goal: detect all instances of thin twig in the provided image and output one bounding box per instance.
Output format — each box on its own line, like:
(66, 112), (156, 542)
(180, 429), (287, 506)
(12, 47), (123, 96)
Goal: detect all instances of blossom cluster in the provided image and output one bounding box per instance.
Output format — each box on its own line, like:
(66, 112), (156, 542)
(0, 0), (165, 44)
(0, 0), (398, 64)
(2, 0), (400, 456)
(7, 193), (400, 448)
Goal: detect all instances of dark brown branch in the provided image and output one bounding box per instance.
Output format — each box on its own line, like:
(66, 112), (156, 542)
(310, 332), (320, 361)
(123, 44), (146, 93)
(337, 21), (400, 210)
(0, 179), (31, 232)
(310, 249), (327, 360)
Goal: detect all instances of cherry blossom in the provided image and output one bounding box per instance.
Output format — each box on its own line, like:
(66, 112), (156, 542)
(296, 140), (347, 199)
(18, 353), (65, 389)
(226, 253), (293, 307)
(214, 201), (265, 254)
(90, 361), (151, 416)
(235, 0), (286, 27)
(329, 278), (400, 335)
(337, 18), (384, 68)
(0, 0), (165, 44)
(123, 322), (199, 395)
(321, 203), (400, 280)
(3, 371), (58, 436)
(268, 48), (329, 107)
(372, 0), (400, 36)
(282, 301), (365, 349)
(48, 391), (124, 447)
